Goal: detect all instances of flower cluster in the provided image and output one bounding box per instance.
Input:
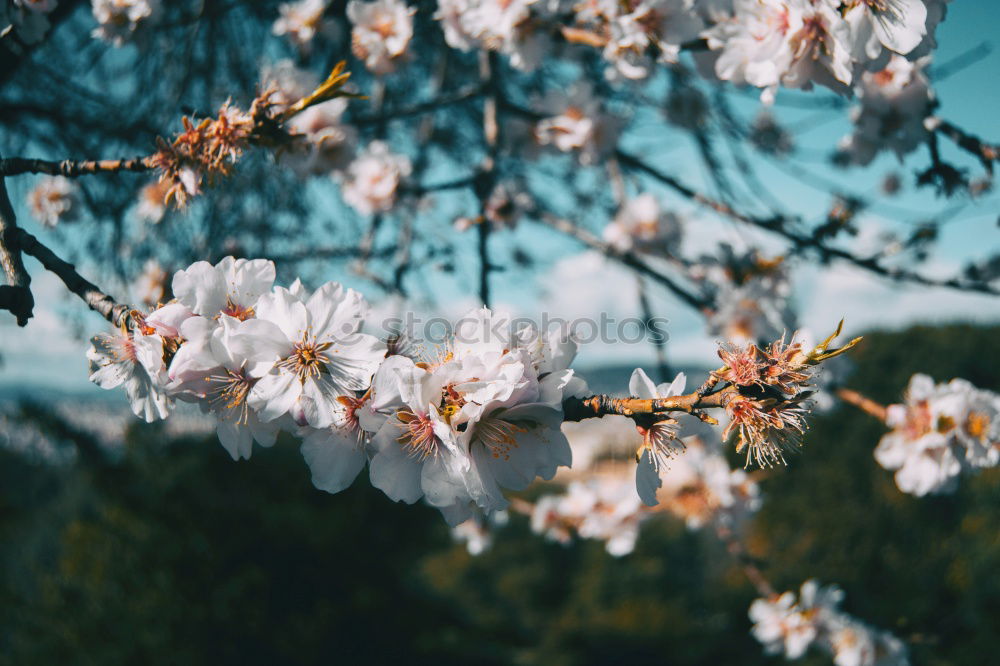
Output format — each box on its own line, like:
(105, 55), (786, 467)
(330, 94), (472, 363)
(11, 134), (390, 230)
(272, 0), (336, 52)
(528, 414), (760, 556)
(27, 175), (80, 228)
(531, 472), (646, 557)
(435, 0), (551, 71)
(339, 140), (411, 216)
(875, 373), (1000, 496)
(348, 0), (414, 74)
(750, 580), (909, 666)
(265, 60), (358, 177)
(837, 55), (934, 166)
(88, 258), (587, 525)
(91, 0), (160, 47)
(654, 434), (761, 530)
(705, 0), (947, 103)
(534, 83), (623, 166)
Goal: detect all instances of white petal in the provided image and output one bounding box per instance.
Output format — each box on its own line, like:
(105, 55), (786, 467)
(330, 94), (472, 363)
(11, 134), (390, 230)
(249, 371), (302, 422)
(217, 420), (253, 461)
(300, 428), (366, 493)
(629, 367), (658, 399)
(173, 261), (227, 316)
(636, 450), (661, 506)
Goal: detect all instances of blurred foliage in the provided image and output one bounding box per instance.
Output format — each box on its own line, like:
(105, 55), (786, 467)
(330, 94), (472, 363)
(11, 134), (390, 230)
(1, 324), (998, 665)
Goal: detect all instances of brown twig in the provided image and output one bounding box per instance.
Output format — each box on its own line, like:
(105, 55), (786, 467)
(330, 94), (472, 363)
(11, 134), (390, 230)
(14, 228), (130, 326)
(835, 388), (888, 422)
(0, 172), (33, 326)
(533, 209), (712, 311)
(0, 156), (156, 177)
(562, 386), (734, 423)
(927, 116), (999, 175)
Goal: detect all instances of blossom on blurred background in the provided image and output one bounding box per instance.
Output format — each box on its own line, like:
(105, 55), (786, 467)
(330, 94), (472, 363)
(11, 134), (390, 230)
(348, 0), (415, 75)
(91, 0), (161, 46)
(531, 473), (646, 556)
(134, 179), (171, 224)
(838, 55), (933, 165)
(339, 141), (411, 215)
(751, 580), (909, 665)
(27, 175), (79, 228)
(535, 83), (622, 165)
(132, 259), (168, 307)
(875, 373), (1000, 496)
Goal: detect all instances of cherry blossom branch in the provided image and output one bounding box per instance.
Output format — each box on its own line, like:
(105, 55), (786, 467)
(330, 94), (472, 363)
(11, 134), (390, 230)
(618, 151), (1000, 297)
(532, 209), (712, 311)
(352, 82), (487, 127)
(0, 156), (156, 177)
(562, 386), (733, 425)
(0, 173), (33, 326)
(715, 523), (775, 598)
(13, 228), (131, 326)
(926, 116), (999, 175)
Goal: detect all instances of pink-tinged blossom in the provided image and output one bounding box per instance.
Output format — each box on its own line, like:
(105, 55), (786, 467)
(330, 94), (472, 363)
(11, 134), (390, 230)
(875, 374), (1000, 496)
(705, 0), (853, 103)
(655, 434), (761, 529)
(339, 141), (411, 215)
(88, 327), (171, 423)
(298, 395), (369, 492)
(171, 256), (275, 320)
(133, 259), (168, 307)
(362, 308), (580, 525)
(166, 315), (284, 460)
(629, 368), (686, 506)
(531, 473), (645, 556)
(348, 0), (415, 75)
(751, 580), (910, 665)
(28, 176), (79, 228)
(535, 83), (622, 165)
(838, 55), (933, 166)
(91, 0), (161, 47)
(844, 0), (927, 65)
(273, 0), (336, 52)
(602, 0), (704, 80)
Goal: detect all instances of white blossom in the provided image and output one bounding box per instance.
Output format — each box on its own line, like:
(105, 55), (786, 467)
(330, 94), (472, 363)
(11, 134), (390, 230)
(273, 0), (336, 51)
(88, 327), (171, 423)
(172, 256), (276, 320)
(339, 141), (411, 215)
(362, 308), (579, 525)
(91, 0), (161, 46)
(535, 83), (622, 165)
(348, 0), (415, 74)
(248, 281), (386, 429)
(838, 55), (933, 166)
(875, 373), (1000, 496)
(28, 176), (79, 228)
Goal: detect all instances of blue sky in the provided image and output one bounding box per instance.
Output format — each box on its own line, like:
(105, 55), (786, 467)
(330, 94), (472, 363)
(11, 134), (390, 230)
(2, 2), (999, 395)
